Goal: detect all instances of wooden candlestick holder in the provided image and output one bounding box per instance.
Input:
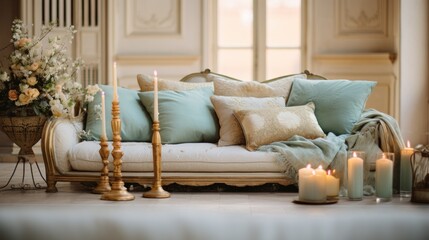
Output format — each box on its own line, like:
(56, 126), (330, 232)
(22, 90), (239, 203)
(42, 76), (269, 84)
(143, 121), (170, 198)
(92, 136), (111, 194)
(101, 101), (135, 201)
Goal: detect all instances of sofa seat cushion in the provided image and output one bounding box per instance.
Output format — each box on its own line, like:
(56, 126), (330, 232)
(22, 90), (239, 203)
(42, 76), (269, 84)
(68, 142), (281, 173)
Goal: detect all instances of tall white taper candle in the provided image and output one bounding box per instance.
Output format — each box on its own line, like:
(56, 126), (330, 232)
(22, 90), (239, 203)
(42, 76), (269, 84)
(153, 70), (159, 122)
(113, 62), (118, 102)
(101, 91), (107, 139)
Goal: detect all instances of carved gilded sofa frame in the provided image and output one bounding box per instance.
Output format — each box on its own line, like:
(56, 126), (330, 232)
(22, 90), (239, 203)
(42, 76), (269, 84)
(41, 69), (323, 192)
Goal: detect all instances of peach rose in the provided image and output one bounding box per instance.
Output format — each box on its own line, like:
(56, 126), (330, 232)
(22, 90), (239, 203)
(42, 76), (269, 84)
(18, 93), (31, 105)
(55, 84), (63, 93)
(27, 62), (39, 71)
(27, 76), (38, 86)
(25, 88), (40, 99)
(15, 38), (32, 48)
(10, 64), (18, 70)
(8, 90), (18, 101)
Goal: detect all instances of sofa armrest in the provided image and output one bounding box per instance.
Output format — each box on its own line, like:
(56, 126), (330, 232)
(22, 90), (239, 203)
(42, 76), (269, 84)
(42, 117), (84, 175)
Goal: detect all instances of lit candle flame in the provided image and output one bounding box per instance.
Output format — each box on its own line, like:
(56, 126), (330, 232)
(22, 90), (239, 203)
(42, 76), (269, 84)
(407, 140), (411, 148)
(318, 165), (323, 170)
(353, 152), (357, 158)
(327, 169), (331, 175)
(154, 70), (157, 77)
(306, 164), (311, 169)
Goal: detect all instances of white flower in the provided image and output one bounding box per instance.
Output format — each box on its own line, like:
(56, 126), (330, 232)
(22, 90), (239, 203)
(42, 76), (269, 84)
(94, 104), (102, 120)
(49, 99), (67, 118)
(85, 95), (94, 102)
(19, 83), (29, 92)
(85, 84), (100, 95)
(0, 71), (8, 82)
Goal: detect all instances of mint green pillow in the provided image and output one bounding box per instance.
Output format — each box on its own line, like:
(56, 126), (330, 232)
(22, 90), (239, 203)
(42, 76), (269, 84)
(286, 79), (376, 135)
(86, 85), (152, 141)
(138, 87), (220, 144)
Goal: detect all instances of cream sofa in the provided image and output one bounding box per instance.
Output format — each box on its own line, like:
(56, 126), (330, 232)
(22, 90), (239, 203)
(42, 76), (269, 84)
(42, 120), (292, 192)
(41, 70), (375, 193)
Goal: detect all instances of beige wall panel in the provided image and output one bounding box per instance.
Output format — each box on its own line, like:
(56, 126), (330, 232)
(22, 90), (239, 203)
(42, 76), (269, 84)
(116, 55), (201, 89)
(126, 0), (181, 36)
(312, 0), (394, 54)
(336, 0), (388, 37)
(112, 0), (203, 90)
(115, 0), (201, 57)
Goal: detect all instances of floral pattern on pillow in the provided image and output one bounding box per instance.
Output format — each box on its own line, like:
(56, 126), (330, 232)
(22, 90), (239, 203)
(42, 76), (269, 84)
(210, 96), (286, 146)
(233, 102), (325, 151)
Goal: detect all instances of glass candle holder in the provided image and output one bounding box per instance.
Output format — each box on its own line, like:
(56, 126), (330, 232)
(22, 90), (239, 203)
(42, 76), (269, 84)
(400, 142), (414, 197)
(375, 152), (395, 202)
(410, 146), (429, 203)
(347, 151), (365, 200)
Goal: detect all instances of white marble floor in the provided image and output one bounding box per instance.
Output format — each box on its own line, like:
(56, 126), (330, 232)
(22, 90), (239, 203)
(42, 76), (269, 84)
(1, 162), (429, 240)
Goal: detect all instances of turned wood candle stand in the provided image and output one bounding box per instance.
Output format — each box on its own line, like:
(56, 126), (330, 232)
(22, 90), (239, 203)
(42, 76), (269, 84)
(100, 101), (135, 201)
(143, 121), (170, 198)
(92, 135), (111, 194)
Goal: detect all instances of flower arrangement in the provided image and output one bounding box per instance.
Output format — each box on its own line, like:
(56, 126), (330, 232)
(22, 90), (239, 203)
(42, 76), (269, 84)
(0, 19), (99, 117)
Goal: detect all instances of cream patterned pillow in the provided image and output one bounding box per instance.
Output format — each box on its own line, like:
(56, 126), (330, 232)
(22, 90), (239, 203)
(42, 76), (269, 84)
(234, 102), (326, 151)
(211, 74), (306, 100)
(137, 74), (213, 92)
(210, 96), (285, 146)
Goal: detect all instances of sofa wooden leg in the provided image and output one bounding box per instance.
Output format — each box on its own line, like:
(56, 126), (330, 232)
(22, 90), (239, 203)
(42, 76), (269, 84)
(46, 180), (58, 193)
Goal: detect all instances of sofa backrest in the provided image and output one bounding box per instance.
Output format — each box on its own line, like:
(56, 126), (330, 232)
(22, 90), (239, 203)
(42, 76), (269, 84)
(179, 69), (327, 83)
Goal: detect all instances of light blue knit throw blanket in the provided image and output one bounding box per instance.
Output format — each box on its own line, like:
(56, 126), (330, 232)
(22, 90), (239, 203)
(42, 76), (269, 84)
(257, 109), (404, 184)
(258, 133), (348, 181)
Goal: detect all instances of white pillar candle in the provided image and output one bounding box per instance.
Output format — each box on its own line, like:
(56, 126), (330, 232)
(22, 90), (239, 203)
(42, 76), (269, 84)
(376, 153), (394, 199)
(101, 91), (107, 139)
(300, 170), (327, 202)
(400, 140), (414, 195)
(298, 164), (312, 201)
(153, 70), (159, 122)
(113, 62), (118, 102)
(326, 170), (340, 198)
(348, 152), (364, 200)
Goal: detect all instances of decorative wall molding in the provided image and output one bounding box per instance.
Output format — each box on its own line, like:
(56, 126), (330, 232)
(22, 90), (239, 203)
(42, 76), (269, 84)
(313, 53), (396, 64)
(336, 0), (388, 37)
(116, 55), (199, 65)
(126, 0), (181, 36)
